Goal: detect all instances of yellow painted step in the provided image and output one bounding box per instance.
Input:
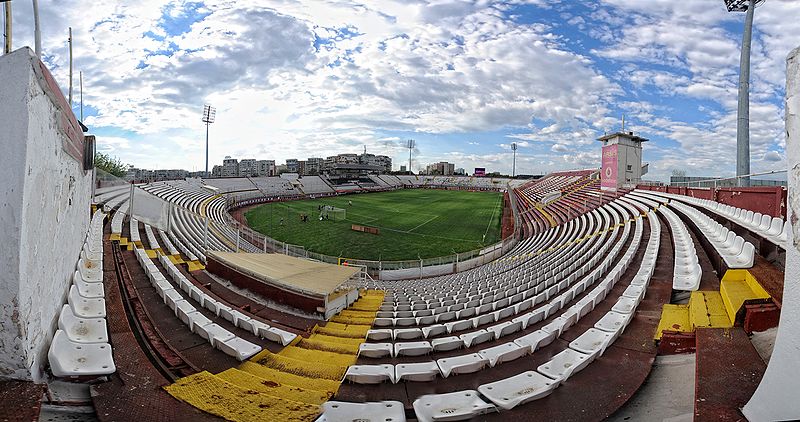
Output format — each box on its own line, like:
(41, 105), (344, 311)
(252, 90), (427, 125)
(314, 324), (370, 339)
(279, 345), (357, 367)
(295, 338), (360, 355)
(689, 291), (732, 329)
(217, 368), (329, 405)
(720, 270), (771, 321)
(329, 315), (374, 325)
(655, 304), (691, 340)
(338, 309), (377, 318)
(306, 333), (364, 345)
(187, 260), (205, 271)
(168, 254), (186, 265)
(252, 350), (348, 380)
(238, 362), (340, 395)
(164, 371), (319, 422)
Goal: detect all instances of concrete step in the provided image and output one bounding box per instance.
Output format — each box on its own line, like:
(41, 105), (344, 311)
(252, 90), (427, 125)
(694, 327), (766, 422)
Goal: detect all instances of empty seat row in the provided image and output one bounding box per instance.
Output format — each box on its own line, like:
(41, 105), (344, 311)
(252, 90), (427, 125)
(49, 210), (116, 377)
(631, 191), (701, 291)
(668, 200), (755, 268)
(132, 247), (262, 360)
(156, 252), (297, 347)
(641, 190), (788, 247)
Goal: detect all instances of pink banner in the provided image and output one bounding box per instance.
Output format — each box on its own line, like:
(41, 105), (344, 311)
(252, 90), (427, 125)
(601, 144), (618, 190)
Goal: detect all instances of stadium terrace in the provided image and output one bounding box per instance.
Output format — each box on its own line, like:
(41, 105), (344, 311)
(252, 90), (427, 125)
(1, 2), (799, 422)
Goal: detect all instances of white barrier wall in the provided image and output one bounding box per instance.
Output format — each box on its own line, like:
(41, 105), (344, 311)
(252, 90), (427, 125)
(0, 48), (93, 381)
(742, 46), (800, 421)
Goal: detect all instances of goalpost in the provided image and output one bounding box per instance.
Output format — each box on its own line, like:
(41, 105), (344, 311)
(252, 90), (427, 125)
(320, 205), (346, 221)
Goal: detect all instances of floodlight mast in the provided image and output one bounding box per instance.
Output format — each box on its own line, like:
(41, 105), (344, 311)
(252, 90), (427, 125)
(202, 105), (216, 177)
(407, 139), (415, 174)
(511, 142), (518, 177)
(725, 0), (765, 187)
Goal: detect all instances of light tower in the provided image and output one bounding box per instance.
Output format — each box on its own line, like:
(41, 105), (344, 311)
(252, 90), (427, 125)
(202, 104), (216, 177)
(511, 142), (517, 177)
(407, 139), (415, 174)
(725, 0), (765, 187)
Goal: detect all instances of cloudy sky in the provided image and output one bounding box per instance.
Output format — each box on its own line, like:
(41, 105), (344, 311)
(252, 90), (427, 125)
(9, 0), (798, 179)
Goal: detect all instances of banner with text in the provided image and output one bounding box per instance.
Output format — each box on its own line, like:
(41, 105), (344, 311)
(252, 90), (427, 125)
(601, 144), (618, 191)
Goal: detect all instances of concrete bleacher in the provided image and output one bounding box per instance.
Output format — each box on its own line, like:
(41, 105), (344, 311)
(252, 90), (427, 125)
(297, 175), (335, 194)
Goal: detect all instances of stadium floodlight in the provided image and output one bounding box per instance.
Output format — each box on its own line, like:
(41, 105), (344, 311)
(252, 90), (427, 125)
(407, 139), (415, 174)
(725, 0), (765, 187)
(511, 142), (518, 177)
(3, 1), (11, 54)
(202, 104), (216, 177)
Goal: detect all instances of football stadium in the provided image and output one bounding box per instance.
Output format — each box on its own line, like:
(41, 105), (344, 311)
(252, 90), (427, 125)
(1, 1), (799, 422)
(243, 189), (506, 261)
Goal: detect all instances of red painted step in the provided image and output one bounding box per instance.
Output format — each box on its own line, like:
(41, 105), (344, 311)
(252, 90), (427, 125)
(694, 327), (766, 422)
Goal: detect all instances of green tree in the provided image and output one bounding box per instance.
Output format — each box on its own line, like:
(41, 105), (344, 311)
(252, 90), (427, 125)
(94, 152), (128, 178)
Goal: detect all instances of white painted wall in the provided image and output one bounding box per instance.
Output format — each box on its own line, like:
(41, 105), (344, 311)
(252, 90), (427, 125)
(742, 46), (800, 421)
(0, 48), (92, 381)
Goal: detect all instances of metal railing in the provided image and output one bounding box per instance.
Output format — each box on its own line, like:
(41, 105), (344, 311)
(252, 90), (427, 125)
(668, 170), (787, 188)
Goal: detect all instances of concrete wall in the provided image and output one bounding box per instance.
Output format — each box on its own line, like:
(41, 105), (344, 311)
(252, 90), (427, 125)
(0, 48), (92, 381)
(742, 46), (800, 421)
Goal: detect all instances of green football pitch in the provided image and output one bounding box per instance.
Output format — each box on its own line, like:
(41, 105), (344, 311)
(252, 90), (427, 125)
(244, 189), (504, 261)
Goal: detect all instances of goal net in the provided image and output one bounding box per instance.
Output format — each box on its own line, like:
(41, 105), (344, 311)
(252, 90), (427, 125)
(320, 205), (346, 221)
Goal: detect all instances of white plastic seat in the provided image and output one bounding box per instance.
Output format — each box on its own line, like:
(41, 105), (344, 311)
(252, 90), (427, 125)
(471, 313), (495, 328)
(726, 242), (755, 268)
(569, 328), (614, 356)
(48, 330), (115, 377)
(249, 320), (271, 337)
(344, 364), (395, 384)
(57, 305), (107, 344)
(437, 353), (488, 377)
(68, 286), (106, 318)
(187, 312), (213, 333)
(537, 348), (594, 381)
(413, 390), (495, 422)
(478, 371), (561, 410)
(358, 343), (393, 358)
(195, 323), (235, 347)
(262, 327), (297, 346)
(541, 316), (570, 338)
(321, 401), (406, 422)
(459, 329), (493, 348)
(431, 336), (464, 352)
(514, 329), (556, 352)
(367, 329), (393, 341)
(594, 311), (633, 335)
(373, 318), (393, 327)
(622, 284), (646, 303)
(395, 361), (441, 382)
(72, 273), (105, 298)
(478, 342), (528, 367)
(394, 341), (432, 357)
(445, 320), (473, 333)
(164, 289), (185, 310)
(394, 328), (423, 340)
(488, 320), (522, 340)
(672, 263), (702, 291)
(218, 337), (262, 361)
(175, 300), (198, 324)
